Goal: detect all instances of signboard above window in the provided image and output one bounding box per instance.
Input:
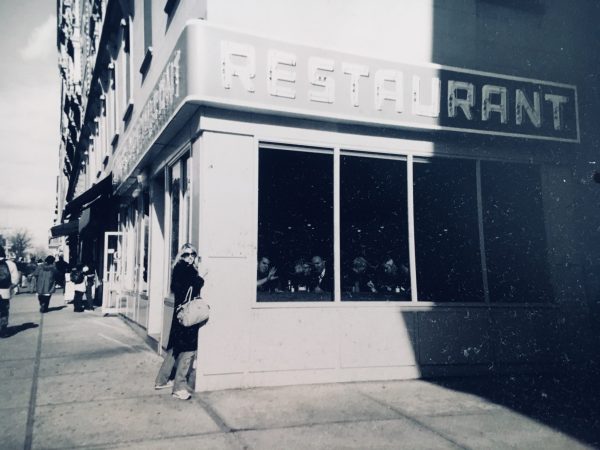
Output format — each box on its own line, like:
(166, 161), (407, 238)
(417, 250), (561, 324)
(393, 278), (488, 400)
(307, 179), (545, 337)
(196, 22), (578, 143)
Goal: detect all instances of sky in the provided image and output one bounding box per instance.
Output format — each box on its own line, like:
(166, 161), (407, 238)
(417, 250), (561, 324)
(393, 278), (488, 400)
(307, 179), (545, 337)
(0, 1), (60, 251)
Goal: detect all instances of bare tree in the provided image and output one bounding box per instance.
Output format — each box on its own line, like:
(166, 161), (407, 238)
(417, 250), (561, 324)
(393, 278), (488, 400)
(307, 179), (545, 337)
(9, 229), (33, 260)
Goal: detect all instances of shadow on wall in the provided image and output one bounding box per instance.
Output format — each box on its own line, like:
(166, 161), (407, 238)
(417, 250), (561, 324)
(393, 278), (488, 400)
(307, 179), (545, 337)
(423, 1), (600, 447)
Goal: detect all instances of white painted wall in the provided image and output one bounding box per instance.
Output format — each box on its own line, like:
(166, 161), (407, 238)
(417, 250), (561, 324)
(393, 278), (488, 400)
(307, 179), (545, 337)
(207, 0), (435, 64)
(195, 131), (256, 389)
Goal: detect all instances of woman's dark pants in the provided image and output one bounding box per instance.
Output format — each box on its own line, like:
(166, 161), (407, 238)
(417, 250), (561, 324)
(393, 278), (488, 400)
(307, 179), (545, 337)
(38, 294), (51, 313)
(73, 291), (84, 312)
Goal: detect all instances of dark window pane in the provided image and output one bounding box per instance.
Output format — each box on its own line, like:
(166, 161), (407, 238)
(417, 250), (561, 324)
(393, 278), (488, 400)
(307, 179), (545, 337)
(414, 158), (483, 302)
(340, 155), (410, 301)
(482, 162), (552, 303)
(169, 164), (180, 262)
(257, 148), (333, 302)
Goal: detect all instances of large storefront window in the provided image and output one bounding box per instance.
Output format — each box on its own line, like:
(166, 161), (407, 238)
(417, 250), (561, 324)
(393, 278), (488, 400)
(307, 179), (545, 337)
(138, 191), (149, 296)
(414, 158), (484, 302)
(482, 162), (552, 303)
(256, 144), (553, 305)
(340, 154), (410, 301)
(257, 147), (334, 301)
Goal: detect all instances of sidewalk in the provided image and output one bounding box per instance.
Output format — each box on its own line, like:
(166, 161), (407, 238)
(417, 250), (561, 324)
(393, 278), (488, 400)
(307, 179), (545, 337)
(1, 293), (599, 450)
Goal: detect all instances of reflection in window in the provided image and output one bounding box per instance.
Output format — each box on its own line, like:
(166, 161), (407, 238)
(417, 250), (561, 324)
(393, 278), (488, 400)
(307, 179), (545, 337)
(482, 162), (552, 302)
(414, 158), (483, 302)
(140, 191), (149, 294)
(340, 154), (410, 301)
(169, 154), (191, 264)
(257, 147), (333, 302)
(169, 162), (181, 262)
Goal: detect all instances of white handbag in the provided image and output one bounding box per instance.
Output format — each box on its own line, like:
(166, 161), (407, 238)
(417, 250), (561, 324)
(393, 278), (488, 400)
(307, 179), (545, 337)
(177, 287), (210, 327)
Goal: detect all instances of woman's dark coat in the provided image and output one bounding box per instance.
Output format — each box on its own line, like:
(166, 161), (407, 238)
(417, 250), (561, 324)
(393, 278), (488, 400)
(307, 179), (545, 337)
(34, 263), (59, 295)
(167, 260), (205, 354)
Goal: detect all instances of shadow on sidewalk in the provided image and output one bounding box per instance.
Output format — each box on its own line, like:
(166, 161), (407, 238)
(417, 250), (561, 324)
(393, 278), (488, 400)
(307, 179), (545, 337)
(46, 306), (68, 313)
(428, 369), (600, 448)
(1, 322), (39, 338)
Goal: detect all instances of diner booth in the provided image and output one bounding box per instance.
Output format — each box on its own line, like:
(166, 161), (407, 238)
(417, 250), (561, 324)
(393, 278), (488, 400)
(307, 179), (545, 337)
(112, 20), (591, 392)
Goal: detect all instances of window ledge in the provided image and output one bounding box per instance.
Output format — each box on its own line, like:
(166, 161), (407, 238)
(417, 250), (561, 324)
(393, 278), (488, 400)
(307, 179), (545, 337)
(251, 301), (559, 310)
(139, 47), (153, 77)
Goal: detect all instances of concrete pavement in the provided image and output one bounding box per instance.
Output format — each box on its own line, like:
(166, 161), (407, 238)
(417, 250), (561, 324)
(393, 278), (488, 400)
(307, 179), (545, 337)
(1, 293), (599, 449)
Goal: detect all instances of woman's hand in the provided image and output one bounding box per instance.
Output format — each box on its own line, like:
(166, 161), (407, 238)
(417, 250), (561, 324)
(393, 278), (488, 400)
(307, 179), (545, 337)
(267, 267), (278, 281)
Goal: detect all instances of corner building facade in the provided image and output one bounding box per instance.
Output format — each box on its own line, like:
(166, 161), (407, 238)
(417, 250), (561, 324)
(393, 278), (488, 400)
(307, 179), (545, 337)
(56, 0), (600, 391)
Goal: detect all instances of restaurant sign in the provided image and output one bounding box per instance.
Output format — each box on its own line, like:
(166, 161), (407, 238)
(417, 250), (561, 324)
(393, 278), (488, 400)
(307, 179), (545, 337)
(188, 22), (579, 143)
(114, 22), (580, 186)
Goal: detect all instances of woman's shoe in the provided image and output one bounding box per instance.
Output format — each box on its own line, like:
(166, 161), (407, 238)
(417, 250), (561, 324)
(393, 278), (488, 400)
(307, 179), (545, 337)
(154, 380), (174, 390)
(172, 390), (191, 400)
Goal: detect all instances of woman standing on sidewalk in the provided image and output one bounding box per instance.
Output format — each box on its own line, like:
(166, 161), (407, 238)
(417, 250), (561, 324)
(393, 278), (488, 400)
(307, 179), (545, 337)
(155, 243), (205, 400)
(33, 256), (59, 313)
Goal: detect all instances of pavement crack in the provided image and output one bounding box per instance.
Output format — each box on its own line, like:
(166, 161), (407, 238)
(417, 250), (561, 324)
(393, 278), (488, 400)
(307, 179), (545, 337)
(24, 311), (44, 450)
(195, 397), (232, 432)
(195, 397), (252, 449)
(357, 389), (471, 450)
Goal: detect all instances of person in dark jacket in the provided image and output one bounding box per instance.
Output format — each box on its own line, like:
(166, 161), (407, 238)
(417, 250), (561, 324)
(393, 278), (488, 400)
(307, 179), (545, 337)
(70, 264), (86, 312)
(155, 243), (205, 400)
(33, 256), (60, 313)
(344, 256), (377, 294)
(82, 264), (95, 311)
(55, 255), (69, 289)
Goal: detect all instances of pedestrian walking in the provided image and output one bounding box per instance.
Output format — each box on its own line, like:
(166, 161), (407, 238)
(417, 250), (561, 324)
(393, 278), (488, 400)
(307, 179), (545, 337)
(155, 243), (205, 400)
(33, 255), (60, 313)
(0, 246), (20, 337)
(82, 264), (95, 311)
(55, 254), (69, 290)
(70, 264), (86, 313)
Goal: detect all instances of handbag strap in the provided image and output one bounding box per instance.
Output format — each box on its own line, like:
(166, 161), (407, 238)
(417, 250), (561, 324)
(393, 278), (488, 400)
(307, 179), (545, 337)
(181, 286), (193, 306)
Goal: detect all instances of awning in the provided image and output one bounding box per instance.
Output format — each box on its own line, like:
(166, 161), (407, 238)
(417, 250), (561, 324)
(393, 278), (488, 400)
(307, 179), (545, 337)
(79, 207), (92, 233)
(79, 190), (117, 235)
(50, 220), (79, 238)
(63, 174), (113, 219)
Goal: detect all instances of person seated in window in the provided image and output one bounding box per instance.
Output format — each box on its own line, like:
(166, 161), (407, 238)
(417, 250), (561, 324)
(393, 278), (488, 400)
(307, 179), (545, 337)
(344, 256), (377, 293)
(288, 258), (311, 292)
(257, 256), (279, 292)
(376, 257), (410, 297)
(309, 255), (333, 293)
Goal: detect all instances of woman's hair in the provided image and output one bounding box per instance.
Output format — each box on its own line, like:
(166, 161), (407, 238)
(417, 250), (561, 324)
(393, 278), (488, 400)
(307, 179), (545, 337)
(352, 256), (369, 271)
(173, 243), (198, 268)
(45, 255), (55, 264)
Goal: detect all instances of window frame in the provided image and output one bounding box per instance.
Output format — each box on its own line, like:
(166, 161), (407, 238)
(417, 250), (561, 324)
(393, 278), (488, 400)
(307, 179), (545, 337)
(165, 148), (193, 292)
(254, 140), (554, 308)
(256, 143), (335, 303)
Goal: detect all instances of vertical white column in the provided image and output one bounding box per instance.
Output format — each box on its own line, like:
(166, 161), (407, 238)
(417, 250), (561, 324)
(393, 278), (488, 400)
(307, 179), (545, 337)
(407, 155), (418, 302)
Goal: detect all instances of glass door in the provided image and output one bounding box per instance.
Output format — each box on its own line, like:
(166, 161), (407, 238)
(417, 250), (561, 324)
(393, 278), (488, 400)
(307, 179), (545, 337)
(102, 231), (124, 314)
